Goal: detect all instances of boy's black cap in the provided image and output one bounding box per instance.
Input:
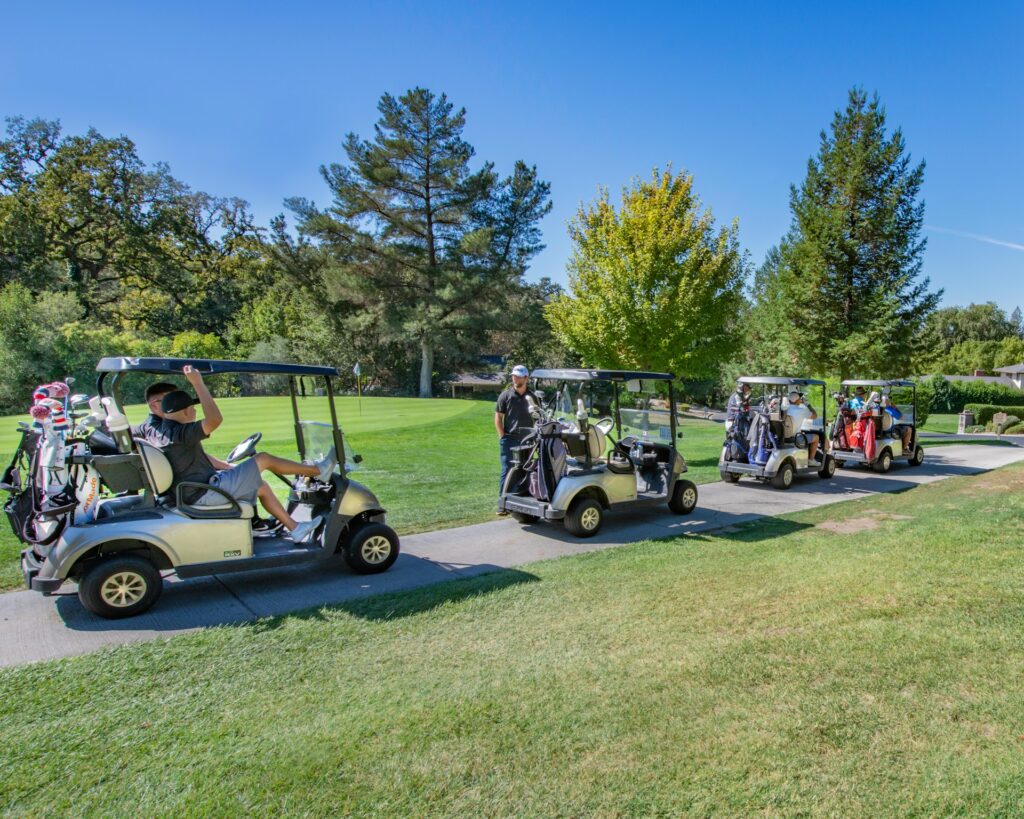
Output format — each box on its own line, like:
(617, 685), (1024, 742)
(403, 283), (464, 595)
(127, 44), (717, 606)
(161, 390), (200, 414)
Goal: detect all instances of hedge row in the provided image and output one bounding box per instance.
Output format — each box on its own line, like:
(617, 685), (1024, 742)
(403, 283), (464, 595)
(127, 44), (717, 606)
(963, 404), (1024, 425)
(922, 375), (1024, 413)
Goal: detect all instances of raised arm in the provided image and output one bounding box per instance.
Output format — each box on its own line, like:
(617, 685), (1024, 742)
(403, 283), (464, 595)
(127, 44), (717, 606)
(183, 365), (223, 435)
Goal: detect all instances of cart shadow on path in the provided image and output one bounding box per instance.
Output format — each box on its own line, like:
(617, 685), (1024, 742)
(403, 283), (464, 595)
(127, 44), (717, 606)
(52, 553), (539, 633)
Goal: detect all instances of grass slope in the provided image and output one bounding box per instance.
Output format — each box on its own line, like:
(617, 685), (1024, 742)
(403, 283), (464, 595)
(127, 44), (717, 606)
(3, 464), (1024, 815)
(0, 397), (724, 591)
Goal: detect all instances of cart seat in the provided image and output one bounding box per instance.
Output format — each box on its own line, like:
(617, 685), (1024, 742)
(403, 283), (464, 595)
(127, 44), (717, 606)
(191, 498), (256, 518)
(134, 439), (174, 495)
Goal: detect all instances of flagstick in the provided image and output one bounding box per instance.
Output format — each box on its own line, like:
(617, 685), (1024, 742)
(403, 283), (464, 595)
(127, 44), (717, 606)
(357, 373), (362, 416)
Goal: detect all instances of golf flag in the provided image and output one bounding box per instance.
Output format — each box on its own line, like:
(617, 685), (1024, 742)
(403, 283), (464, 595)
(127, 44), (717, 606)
(353, 362), (361, 377)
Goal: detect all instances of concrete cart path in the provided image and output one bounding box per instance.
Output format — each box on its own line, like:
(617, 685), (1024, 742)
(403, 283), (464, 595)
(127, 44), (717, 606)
(2, 443), (1023, 668)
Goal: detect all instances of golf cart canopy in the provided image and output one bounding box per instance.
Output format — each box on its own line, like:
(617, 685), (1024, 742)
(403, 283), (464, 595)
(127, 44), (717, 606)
(738, 376), (826, 387)
(96, 357), (339, 378)
(530, 369), (675, 382)
(841, 379), (916, 388)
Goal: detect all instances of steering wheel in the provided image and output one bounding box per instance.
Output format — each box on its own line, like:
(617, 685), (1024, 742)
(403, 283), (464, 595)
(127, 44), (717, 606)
(226, 432), (262, 464)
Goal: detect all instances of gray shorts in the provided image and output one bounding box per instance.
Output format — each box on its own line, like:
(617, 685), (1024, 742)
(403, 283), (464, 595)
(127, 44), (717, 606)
(197, 458), (263, 505)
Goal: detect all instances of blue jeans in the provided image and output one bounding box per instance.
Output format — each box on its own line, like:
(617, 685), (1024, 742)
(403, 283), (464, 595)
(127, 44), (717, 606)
(499, 435), (515, 498)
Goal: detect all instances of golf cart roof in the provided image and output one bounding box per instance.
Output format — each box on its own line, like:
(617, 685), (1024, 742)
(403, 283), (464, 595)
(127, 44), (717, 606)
(96, 357), (339, 377)
(738, 376), (826, 387)
(530, 368), (675, 382)
(841, 379), (916, 388)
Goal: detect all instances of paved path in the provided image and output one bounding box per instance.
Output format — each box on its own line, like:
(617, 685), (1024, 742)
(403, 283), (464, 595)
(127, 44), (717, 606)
(2, 443), (1023, 668)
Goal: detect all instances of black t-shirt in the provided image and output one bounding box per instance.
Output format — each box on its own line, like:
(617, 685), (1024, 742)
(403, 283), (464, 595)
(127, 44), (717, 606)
(131, 414), (161, 441)
(496, 387), (536, 438)
(138, 417), (214, 494)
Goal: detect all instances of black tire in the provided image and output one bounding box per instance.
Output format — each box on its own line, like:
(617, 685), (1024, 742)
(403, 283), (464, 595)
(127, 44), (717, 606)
(564, 496), (603, 538)
(510, 511), (539, 524)
(874, 450), (892, 473)
(771, 461), (795, 490)
(818, 454), (836, 479)
(668, 480), (698, 514)
(78, 555), (163, 619)
(910, 445), (925, 466)
(344, 522), (400, 574)
(720, 470), (742, 483)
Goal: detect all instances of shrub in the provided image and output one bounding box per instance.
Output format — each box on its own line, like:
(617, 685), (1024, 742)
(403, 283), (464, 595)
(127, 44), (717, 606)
(922, 375), (1024, 413)
(1004, 423), (1024, 435)
(964, 404), (1024, 425)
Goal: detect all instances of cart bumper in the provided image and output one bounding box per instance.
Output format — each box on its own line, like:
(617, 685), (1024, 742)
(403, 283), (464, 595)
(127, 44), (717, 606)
(498, 495), (565, 520)
(21, 548), (63, 593)
(719, 462), (769, 478)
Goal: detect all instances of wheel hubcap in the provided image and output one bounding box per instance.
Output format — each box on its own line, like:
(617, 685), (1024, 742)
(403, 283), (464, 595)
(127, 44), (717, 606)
(361, 535), (392, 564)
(784, 469), (792, 486)
(682, 488), (696, 508)
(100, 571), (147, 607)
(580, 507), (600, 530)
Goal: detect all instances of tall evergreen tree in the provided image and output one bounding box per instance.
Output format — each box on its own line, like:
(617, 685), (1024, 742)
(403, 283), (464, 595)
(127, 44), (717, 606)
(1011, 306), (1024, 340)
(290, 88), (551, 397)
(763, 89), (941, 379)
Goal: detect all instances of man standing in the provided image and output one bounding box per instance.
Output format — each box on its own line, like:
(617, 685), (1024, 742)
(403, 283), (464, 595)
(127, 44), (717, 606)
(495, 364), (536, 512)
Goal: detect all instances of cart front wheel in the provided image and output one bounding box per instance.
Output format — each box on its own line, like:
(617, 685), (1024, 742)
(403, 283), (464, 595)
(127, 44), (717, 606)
(344, 522), (400, 574)
(910, 445), (925, 466)
(668, 480), (698, 514)
(78, 555), (162, 619)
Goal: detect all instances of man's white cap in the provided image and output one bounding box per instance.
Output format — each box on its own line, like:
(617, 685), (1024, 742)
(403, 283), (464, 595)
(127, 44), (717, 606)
(788, 390), (801, 402)
(511, 364), (529, 378)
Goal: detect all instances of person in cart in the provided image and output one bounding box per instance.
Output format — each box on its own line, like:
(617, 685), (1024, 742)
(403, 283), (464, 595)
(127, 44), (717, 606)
(144, 366), (335, 542)
(881, 395), (913, 454)
(785, 390), (821, 462)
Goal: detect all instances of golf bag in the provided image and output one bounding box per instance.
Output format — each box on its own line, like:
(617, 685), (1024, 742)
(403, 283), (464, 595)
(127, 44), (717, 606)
(747, 407), (777, 466)
(529, 422), (568, 502)
(724, 409), (752, 463)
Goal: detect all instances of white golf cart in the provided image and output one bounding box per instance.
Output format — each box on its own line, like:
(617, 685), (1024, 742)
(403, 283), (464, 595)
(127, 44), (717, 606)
(718, 376), (836, 489)
(831, 379), (925, 472)
(11, 357), (399, 618)
(497, 369), (698, 537)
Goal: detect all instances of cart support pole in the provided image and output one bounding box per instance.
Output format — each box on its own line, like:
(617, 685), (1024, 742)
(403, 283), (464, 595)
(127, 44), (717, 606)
(289, 377), (305, 461)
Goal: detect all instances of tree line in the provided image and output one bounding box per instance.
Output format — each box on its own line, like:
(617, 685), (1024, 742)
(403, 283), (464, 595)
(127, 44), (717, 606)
(2, 86), (1017, 414)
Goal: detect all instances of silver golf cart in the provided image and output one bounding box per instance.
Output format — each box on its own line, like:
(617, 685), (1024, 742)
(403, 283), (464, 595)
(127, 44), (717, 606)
(497, 369), (698, 537)
(831, 379), (925, 472)
(16, 357), (399, 618)
(718, 376), (836, 489)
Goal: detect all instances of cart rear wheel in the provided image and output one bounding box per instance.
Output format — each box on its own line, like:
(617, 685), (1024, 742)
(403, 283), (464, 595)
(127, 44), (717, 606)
(344, 522), (400, 574)
(771, 461), (795, 490)
(668, 480), (698, 514)
(818, 454), (836, 479)
(720, 470), (742, 483)
(564, 496), (603, 538)
(910, 445), (925, 466)
(510, 511), (539, 524)
(79, 555), (162, 619)
(874, 450), (892, 473)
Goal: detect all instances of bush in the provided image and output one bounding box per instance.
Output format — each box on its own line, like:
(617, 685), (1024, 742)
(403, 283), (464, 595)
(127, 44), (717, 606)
(964, 404), (1024, 425)
(922, 375), (1024, 413)
(1004, 423), (1024, 435)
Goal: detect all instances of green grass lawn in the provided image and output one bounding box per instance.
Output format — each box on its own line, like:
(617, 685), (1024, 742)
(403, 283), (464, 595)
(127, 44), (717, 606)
(2, 463), (1024, 815)
(0, 396), (725, 591)
(923, 413), (960, 433)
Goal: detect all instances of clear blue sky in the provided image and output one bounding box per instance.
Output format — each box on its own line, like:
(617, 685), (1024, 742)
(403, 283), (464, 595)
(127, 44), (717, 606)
(3, 1), (1022, 313)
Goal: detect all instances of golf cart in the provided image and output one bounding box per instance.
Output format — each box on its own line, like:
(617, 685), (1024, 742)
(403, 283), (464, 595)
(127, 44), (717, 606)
(718, 376), (836, 489)
(10, 357), (399, 619)
(497, 369), (698, 537)
(831, 379), (925, 472)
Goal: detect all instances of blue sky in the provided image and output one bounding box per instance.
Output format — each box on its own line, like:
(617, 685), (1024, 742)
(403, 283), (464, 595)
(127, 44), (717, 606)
(3, 1), (1022, 313)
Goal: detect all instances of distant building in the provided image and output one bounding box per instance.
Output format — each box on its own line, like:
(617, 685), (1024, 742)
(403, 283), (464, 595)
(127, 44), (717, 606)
(939, 362), (1024, 391)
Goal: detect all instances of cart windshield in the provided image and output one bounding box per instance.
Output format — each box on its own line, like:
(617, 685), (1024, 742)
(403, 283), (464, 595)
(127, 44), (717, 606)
(619, 392), (676, 445)
(300, 421), (359, 471)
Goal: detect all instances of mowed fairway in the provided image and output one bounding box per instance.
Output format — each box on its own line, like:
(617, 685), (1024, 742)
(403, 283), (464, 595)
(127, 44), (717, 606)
(0, 396), (724, 591)
(3, 464), (1024, 814)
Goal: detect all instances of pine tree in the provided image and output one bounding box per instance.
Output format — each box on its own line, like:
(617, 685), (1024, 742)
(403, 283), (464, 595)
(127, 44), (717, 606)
(771, 89), (941, 379)
(290, 88), (551, 397)
(1011, 306), (1024, 340)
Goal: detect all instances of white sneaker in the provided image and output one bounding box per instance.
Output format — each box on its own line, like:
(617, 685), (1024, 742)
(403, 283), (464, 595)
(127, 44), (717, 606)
(314, 448), (337, 482)
(290, 517), (323, 544)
